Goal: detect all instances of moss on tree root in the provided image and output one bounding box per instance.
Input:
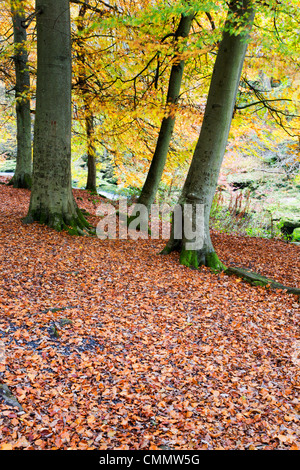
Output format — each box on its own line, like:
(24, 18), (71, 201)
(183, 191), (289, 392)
(179, 248), (226, 272)
(23, 207), (95, 236)
(162, 245), (299, 298)
(179, 248), (199, 269)
(205, 252), (227, 272)
(160, 245), (172, 255)
(224, 266), (300, 297)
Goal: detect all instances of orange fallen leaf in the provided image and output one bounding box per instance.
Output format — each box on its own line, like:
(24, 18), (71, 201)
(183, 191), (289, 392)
(0, 443), (13, 450)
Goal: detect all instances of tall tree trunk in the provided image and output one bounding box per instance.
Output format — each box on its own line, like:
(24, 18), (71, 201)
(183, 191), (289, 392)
(76, 1), (97, 193)
(85, 113), (97, 192)
(10, 0), (32, 189)
(137, 12), (194, 210)
(162, 0), (255, 270)
(23, 0), (90, 234)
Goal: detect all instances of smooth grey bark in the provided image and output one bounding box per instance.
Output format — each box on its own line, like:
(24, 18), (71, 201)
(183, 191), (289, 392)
(10, 1), (32, 189)
(24, 0), (90, 234)
(137, 13), (194, 209)
(162, 0), (255, 270)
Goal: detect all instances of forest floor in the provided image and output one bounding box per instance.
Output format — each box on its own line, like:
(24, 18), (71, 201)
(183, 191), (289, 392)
(0, 180), (299, 450)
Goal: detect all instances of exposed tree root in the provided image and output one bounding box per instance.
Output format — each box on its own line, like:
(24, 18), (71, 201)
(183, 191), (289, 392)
(224, 266), (300, 297)
(161, 243), (300, 298)
(0, 384), (23, 411)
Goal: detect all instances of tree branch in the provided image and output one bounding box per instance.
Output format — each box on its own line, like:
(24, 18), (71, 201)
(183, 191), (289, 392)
(205, 12), (216, 30)
(236, 98), (293, 110)
(20, 9), (43, 29)
(70, 0), (118, 13)
(238, 78), (299, 136)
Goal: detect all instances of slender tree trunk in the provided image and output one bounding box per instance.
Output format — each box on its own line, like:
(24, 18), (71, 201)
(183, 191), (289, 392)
(10, 0), (32, 189)
(137, 13), (194, 209)
(85, 113), (97, 192)
(76, 1), (97, 193)
(23, 0), (90, 234)
(162, 0), (255, 270)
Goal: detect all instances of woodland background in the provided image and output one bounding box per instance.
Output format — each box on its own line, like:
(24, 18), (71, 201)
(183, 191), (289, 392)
(0, 0), (299, 238)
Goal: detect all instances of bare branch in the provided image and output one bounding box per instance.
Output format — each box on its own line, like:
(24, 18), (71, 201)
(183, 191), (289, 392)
(20, 9), (43, 29)
(70, 0), (118, 14)
(236, 98), (293, 110)
(205, 12), (216, 30)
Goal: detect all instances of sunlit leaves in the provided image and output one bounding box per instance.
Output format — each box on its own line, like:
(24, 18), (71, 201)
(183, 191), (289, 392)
(0, 0), (299, 190)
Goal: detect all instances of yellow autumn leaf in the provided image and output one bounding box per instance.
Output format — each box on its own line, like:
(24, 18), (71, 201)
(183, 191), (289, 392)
(1, 443), (13, 450)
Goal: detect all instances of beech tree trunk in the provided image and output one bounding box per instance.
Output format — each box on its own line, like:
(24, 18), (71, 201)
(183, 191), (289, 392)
(10, 1), (32, 189)
(24, 0), (90, 234)
(162, 0), (255, 270)
(85, 113), (97, 193)
(137, 13), (194, 210)
(76, 1), (97, 193)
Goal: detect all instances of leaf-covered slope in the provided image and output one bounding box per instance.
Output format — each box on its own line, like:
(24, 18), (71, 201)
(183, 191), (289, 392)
(0, 184), (299, 450)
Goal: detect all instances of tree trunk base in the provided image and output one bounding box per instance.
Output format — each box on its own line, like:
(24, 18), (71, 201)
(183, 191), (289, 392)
(85, 185), (97, 194)
(8, 173), (32, 189)
(179, 248), (226, 272)
(161, 241), (226, 273)
(22, 206), (95, 236)
(161, 244), (299, 298)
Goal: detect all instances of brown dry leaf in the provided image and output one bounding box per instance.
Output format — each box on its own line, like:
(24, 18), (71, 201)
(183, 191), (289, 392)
(0, 185), (299, 450)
